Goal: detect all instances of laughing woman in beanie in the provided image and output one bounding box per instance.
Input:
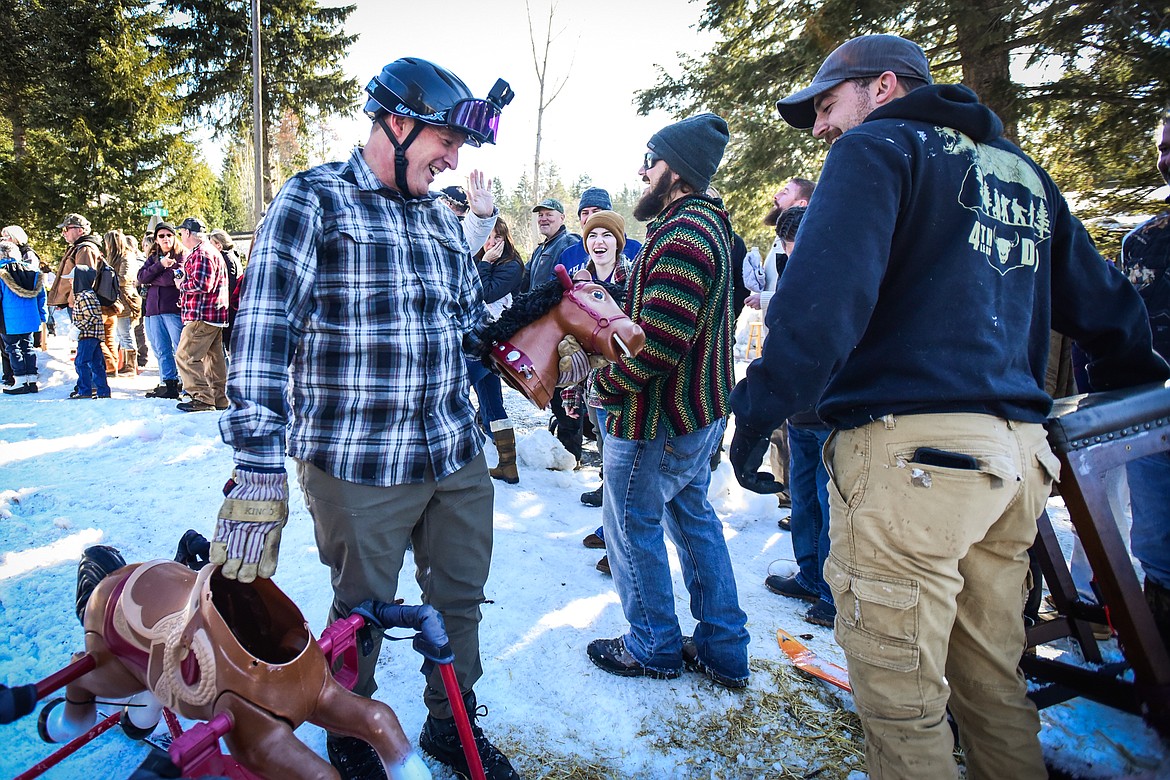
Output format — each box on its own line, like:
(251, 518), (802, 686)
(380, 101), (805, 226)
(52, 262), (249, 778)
(137, 223), (184, 398)
(574, 210), (633, 566)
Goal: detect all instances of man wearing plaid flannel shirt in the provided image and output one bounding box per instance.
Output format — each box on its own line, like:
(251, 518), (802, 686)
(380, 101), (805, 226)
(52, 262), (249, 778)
(173, 217), (229, 412)
(216, 57), (519, 780)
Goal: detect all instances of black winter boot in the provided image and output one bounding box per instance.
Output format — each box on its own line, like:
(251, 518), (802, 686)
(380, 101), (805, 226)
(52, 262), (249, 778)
(325, 734), (387, 780)
(146, 379), (182, 399)
(174, 529), (211, 570)
(419, 692), (519, 780)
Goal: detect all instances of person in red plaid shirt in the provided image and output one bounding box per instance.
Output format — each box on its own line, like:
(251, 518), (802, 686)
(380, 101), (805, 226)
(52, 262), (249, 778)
(173, 217), (228, 412)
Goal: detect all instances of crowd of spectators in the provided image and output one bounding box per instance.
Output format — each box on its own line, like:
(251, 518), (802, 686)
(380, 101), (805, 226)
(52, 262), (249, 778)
(1, 213), (241, 408)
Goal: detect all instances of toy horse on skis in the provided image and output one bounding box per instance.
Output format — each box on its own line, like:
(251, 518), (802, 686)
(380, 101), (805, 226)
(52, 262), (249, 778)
(480, 264), (645, 408)
(35, 544), (430, 779)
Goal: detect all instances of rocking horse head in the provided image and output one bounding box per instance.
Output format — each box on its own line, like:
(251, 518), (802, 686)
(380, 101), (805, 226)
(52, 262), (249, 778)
(482, 264), (645, 409)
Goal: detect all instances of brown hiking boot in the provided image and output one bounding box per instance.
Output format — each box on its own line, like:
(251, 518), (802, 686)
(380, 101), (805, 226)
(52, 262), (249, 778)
(488, 423), (519, 484)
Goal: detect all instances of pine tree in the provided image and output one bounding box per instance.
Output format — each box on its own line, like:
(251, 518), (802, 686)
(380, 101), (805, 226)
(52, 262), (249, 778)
(0, 0), (194, 245)
(158, 0), (359, 210)
(637, 0), (1170, 248)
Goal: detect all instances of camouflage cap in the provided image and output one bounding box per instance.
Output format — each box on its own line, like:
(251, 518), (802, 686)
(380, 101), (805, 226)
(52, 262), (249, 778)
(57, 213), (91, 232)
(531, 197), (565, 214)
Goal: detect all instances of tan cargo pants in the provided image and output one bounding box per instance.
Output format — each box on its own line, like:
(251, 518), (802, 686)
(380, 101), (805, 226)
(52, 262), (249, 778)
(825, 412), (1059, 779)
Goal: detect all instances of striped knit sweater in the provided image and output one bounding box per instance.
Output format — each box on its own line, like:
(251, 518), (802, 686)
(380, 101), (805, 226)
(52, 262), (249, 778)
(594, 193), (735, 440)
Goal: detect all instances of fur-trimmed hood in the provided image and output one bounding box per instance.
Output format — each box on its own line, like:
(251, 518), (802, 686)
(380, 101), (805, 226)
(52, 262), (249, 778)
(0, 259), (43, 298)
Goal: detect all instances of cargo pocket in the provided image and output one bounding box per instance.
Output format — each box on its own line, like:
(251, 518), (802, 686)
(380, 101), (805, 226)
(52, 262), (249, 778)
(825, 556), (920, 643)
(1033, 444), (1061, 487)
(825, 555), (925, 717)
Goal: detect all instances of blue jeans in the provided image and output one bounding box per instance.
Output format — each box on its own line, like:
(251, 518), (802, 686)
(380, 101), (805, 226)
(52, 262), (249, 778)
(1128, 451), (1170, 588)
(472, 367), (507, 428)
(75, 338), (110, 397)
(115, 315), (135, 349)
(601, 419), (749, 677)
(144, 313), (183, 381)
(2, 333), (36, 377)
(789, 424), (833, 604)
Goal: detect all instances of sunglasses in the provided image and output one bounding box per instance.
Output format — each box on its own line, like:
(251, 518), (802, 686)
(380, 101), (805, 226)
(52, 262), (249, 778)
(156, 232), (174, 239)
(643, 151), (662, 170)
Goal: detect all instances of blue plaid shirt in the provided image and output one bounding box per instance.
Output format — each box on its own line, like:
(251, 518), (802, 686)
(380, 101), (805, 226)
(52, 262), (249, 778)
(220, 147), (489, 485)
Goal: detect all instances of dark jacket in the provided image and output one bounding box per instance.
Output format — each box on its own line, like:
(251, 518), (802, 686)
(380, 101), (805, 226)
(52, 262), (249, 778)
(525, 226), (581, 292)
(477, 253), (524, 304)
(137, 251), (182, 317)
(1120, 207), (1170, 360)
(732, 84), (1169, 435)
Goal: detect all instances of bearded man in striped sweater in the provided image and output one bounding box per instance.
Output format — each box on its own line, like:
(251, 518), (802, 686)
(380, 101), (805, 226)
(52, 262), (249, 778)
(583, 113), (750, 690)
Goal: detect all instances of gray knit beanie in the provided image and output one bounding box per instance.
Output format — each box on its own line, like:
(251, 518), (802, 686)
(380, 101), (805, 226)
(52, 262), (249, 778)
(577, 187), (612, 215)
(647, 113), (729, 192)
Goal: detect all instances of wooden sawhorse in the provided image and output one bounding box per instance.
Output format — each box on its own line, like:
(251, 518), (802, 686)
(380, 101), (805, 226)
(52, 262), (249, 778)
(1023, 381), (1170, 737)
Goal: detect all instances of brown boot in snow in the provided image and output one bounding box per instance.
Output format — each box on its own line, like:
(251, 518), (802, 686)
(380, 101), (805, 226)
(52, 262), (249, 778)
(488, 422), (519, 484)
(117, 349), (138, 376)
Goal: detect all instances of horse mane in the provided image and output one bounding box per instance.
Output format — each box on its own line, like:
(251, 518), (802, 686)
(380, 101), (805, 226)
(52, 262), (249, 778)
(475, 277), (626, 359)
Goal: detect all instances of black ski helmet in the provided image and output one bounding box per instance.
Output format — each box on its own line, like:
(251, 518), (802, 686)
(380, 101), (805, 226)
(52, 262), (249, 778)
(365, 57), (514, 147)
(364, 57), (514, 195)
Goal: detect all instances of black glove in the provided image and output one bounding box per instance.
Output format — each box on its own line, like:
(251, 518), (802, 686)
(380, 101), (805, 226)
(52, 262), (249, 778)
(0, 683), (37, 725)
(730, 420), (786, 494)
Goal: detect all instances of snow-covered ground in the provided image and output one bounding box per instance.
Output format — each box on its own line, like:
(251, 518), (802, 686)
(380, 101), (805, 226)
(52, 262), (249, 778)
(1, 335), (1167, 779)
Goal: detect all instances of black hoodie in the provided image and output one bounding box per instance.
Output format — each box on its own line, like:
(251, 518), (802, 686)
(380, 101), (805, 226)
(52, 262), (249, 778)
(733, 84), (1168, 434)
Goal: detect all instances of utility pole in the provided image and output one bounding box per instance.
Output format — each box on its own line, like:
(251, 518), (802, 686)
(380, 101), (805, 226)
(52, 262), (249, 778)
(251, 0), (264, 228)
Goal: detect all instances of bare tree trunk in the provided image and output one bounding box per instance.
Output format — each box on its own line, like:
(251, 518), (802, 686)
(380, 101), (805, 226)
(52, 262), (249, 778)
(262, 117), (275, 206)
(526, 0), (574, 204)
(953, 0), (1019, 143)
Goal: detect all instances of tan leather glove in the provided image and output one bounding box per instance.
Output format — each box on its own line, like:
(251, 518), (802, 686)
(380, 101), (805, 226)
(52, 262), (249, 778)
(556, 335), (591, 386)
(210, 469), (289, 583)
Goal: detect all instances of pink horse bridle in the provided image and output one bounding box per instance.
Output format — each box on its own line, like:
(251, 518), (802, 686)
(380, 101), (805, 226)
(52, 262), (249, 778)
(553, 264), (631, 354)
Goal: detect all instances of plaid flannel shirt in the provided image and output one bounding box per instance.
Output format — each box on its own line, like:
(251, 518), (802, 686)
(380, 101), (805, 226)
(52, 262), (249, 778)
(178, 242), (228, 324)
(72, 289), (105, 340)
(219, 147), (489, 485)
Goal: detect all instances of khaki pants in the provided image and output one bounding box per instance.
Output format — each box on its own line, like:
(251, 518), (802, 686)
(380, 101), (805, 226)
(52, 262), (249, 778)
(101, 313), (118, 374)
(175, 321), (227, 406)
(296, 453), (495, 720)
(825, 413), (1058, 780)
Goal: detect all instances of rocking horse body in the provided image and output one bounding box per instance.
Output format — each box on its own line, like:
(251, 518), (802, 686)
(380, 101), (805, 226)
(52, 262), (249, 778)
(485, 264), (645, 408)
(44, 546), (426, 780)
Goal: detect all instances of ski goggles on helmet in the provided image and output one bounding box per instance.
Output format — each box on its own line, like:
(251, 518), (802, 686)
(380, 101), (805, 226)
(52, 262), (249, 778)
(447, 99), (502, 147)
(450, 79), (514, 146)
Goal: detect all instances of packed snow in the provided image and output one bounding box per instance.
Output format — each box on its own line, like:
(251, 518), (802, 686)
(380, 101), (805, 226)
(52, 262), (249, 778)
(0, 335), (1167, 778)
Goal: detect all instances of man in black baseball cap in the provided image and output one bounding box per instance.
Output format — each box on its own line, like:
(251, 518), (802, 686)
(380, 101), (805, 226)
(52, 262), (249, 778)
(731, 33), (1169, 780)
(775, 34), (932, 131)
